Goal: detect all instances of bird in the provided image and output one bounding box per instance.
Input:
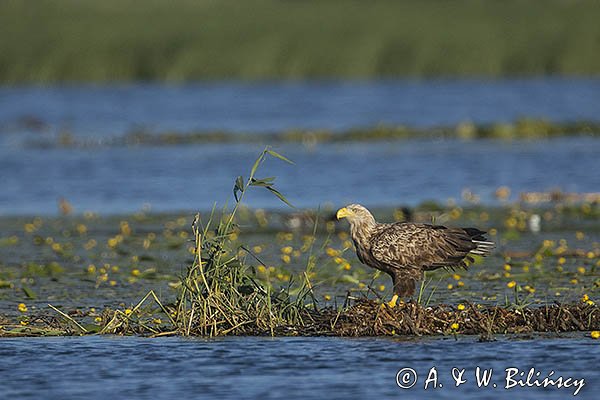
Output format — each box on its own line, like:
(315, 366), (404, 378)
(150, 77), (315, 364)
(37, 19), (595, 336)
(336, 204), (494, 307)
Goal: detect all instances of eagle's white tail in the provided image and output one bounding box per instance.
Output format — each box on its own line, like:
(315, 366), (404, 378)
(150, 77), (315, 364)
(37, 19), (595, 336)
(470, 240), (495, 256)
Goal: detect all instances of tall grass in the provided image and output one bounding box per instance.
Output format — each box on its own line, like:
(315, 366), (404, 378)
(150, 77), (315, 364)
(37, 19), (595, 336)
(169, 147), (312, 336)
(1, 0), (600, 83)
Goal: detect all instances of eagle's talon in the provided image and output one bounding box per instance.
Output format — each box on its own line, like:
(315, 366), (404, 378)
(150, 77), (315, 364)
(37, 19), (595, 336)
(387, 294), (399, 308)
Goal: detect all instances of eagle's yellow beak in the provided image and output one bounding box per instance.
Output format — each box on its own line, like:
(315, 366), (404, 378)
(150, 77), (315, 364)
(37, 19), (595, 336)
(336, 207), (352, 220)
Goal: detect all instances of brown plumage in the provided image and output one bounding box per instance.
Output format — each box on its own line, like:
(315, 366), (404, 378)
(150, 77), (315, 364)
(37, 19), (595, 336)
(337, 204), (494, 298)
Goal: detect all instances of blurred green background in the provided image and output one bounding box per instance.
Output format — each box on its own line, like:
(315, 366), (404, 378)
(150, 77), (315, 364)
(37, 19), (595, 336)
(2, 0), (600, 83)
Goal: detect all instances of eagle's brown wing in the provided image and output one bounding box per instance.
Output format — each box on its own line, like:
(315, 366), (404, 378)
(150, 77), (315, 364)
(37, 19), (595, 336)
(369, 223), (489, 296)
(370, 223), (480, 270)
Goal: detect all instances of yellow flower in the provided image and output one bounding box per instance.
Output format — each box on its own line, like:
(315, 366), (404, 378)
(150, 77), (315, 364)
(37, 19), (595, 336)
(587, 251), (595, 259)
(577, 266), (586, 275)
(451, 323), (459, 330)
(558, 257), (566, 265)
(591, 331), (600, 339)
(326, 247), (340, 257)
(153, 318), (162, 325)
(87, 264), (96, 274)
(131, 269), (140, 277)
(586, 300), (595, 306)
(521, 285), (535, 294)
(570, 279), (578, 284)
(324, 294), (331, 301)
(120, 221), (131, 236)
(257, 265), (266, 273)
(503, 264), (511, 271)
(452, 273), (461, 281)
(343, 263), (351, 270)
(281, 254), (291, 264)
(124, 308), (133, 316)
(457, 304), (466, 311)
(507, 281), (517, 289)
(252, 245), (263, 254)
(281, 246), (293, 255)
(582, 294), (590, 302)
(378, 285), (385, 292)
(76, 224), (87, 234)
(94, 316), (102, 323)
(333, 257), (344, 264)
(457, 281), (465, 287)
(18, 303), (28, 313)
(447, 284), (454, 290)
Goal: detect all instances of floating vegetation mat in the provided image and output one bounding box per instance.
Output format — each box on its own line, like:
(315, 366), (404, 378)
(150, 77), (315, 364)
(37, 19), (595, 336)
(27, 119), (600, 149)
(1, 300), (599, 340)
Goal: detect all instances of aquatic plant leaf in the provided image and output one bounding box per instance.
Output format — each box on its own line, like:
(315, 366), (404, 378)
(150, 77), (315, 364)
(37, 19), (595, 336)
(267, 149), (294, 164)
(22, 286), (37, 299)
(250, 153), (264, 178)
(265, 186), (295, 208)
(250, 177), (275, 187)
(233, 175), (244, 201)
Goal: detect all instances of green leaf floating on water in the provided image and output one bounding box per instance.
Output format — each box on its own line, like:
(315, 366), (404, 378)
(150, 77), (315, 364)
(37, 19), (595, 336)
(22, 286), (37, 299)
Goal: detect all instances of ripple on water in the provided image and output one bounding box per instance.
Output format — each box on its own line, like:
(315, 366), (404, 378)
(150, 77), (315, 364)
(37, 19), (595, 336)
(0, 335), (597, 400)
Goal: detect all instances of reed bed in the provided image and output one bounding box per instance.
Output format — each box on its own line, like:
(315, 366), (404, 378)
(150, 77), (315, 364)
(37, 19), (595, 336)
(2, 0), (600, 82)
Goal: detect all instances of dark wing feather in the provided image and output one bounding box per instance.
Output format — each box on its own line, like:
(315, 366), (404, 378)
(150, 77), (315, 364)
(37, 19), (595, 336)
(370, 223), (477, 271)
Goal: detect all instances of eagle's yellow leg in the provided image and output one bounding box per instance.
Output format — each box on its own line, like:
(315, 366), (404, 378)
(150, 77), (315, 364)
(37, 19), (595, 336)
(387, 294), (399, 308)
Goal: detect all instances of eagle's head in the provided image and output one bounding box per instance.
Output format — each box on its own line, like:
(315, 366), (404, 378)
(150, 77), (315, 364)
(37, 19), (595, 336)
(336, 204), (376, 226)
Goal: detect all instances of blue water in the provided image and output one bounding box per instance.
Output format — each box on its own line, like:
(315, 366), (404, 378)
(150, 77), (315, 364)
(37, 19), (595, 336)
(1, 80), (600, 400)
(2, 79), (600, 136)
(0, 336), (597, 400)
(1, 138), (599, 215)
(0, 78), (599, 215)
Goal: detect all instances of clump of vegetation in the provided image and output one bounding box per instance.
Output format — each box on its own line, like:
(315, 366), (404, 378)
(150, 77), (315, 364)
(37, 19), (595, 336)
(96, 147), (316, 337)
(169, 147), (314, 336)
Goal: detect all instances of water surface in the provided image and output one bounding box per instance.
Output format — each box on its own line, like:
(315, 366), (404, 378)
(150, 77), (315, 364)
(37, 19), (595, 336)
(0, 335), (597, 400)
(1, 79), (599, 215)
